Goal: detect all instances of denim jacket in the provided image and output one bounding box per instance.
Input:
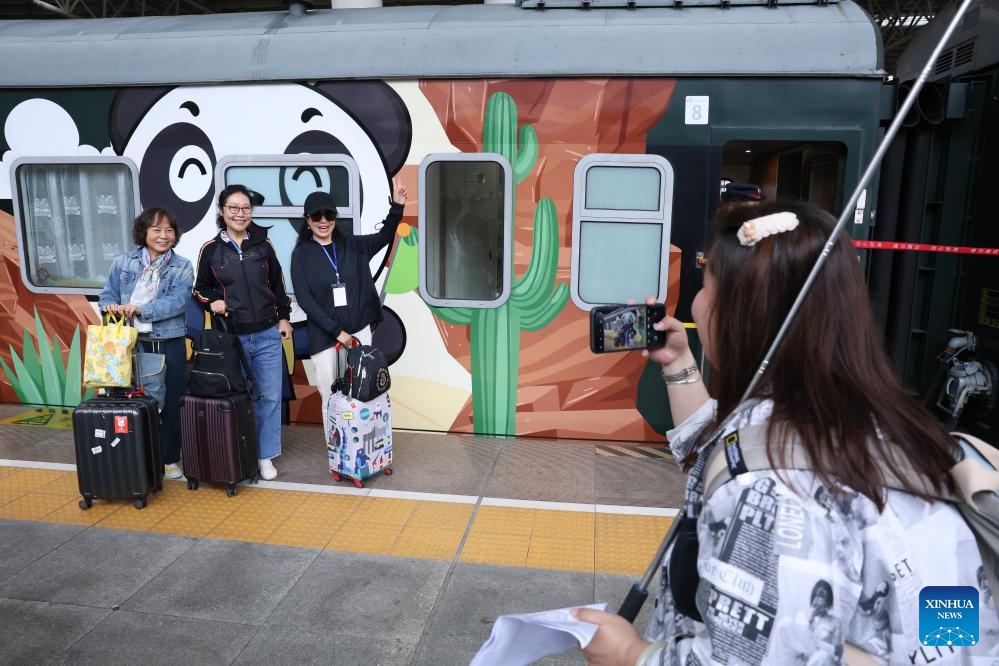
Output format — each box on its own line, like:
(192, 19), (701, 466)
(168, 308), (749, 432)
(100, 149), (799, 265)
(98, 247), (195, 340)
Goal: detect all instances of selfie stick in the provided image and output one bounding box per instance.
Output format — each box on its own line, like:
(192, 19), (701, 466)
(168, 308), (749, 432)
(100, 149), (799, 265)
(617, 0), (976, 622)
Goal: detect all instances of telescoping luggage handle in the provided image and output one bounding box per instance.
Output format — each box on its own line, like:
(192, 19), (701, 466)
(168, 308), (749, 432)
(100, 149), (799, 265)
(615, 0), (978, 626)
(332, 336), (362, 395)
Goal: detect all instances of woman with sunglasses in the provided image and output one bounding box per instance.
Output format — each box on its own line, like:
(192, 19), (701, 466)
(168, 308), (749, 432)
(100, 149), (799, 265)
(290, 183), (407, 438)
(193, 184), (292, 481)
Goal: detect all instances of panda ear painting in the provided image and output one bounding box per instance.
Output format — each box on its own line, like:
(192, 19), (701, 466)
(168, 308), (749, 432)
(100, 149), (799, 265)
(314, 81), (412, 176)
(108, 87), (173, 154)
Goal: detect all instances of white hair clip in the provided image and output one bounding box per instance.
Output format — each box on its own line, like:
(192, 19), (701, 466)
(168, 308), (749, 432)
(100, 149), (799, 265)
(737, 212), (799, 247)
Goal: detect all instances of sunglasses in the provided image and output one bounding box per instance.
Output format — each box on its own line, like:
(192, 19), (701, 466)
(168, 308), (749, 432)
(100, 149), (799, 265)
(309, 210), (337, 223)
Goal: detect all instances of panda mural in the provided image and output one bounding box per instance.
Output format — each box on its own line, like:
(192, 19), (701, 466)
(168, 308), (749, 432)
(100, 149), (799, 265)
(109, 81), (413, 366)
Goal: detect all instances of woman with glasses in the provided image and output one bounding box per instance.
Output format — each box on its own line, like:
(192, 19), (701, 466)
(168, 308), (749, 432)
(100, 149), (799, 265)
(193, 184), (292, 481)
(290, 184), (407, 439)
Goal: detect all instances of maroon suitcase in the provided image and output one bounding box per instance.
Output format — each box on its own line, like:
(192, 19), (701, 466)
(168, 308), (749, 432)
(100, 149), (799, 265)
(179, 392), (258, 496)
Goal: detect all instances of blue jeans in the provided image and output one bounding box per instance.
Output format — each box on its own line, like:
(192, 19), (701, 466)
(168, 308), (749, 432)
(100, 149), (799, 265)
(138, 337), (186, 466)
(238, 325), (283, 461)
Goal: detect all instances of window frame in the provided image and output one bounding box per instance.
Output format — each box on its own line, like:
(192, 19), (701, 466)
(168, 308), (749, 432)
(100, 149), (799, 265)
(215, 154), (360, 221)
(570, 154), (675, 311)
(10, 155), (141, 296)
(417, 152), (513, 308)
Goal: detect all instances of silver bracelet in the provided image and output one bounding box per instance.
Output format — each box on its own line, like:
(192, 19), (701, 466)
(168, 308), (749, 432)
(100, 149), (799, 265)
(662, 364), (699, 384)
(635, 640), (668, 666)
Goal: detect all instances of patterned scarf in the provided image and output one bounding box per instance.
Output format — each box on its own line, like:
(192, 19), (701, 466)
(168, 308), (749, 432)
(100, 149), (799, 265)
(129, 248), (170, 332)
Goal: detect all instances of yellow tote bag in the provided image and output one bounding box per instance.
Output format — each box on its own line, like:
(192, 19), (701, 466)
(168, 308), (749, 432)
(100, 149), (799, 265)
(83, 313), (138, 388)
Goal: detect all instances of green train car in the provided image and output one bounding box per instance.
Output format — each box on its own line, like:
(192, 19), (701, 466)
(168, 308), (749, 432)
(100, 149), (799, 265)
(0, 0), (886, 440)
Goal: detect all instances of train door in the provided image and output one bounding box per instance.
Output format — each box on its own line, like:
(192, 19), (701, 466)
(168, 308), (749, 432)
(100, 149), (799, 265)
(719, 139), (849, 214)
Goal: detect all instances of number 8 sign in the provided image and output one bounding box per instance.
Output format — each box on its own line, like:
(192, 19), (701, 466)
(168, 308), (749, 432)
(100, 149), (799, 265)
(685, 96), (709, 125)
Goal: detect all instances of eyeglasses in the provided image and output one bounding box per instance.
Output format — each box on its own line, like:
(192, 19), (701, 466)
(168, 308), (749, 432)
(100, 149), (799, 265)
(225, 204), (253, 215)
(309, 210), (337, 223)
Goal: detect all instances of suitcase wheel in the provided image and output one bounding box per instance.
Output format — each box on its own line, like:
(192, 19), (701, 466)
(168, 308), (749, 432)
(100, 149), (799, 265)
(331, 470), (342, 483)
(79, 496), (93, 510)
(352, 478), (364, 489)
(187, 479), (199, 491)
(226, 484), (237, 497)
(133, 497), (147, 510)
(384, 467), (393, 476)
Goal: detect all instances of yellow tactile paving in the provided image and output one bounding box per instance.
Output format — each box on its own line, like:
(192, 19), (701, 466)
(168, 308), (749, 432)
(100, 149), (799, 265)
(460, 531), (531, 567)
(0, 465), (670, 575)
(97, 494), (181, 531)
(469, 505), (536, 535)
(328, 521), (402, 554)
(0, 491), (77, 520)
(348, 497), (417, 526)
(533, 510), (595, 540)
(34, 472), (81, 496)
(152, 501), (238, 537)
(408, 501), (474, 529)
(391, 525), (464, 560)
(268, 516), (340, 549)
(654, 515), (676, 540)
(527, 536), (595, 572)
(0, 469), (63, 503)
(42, 497), (123, 525)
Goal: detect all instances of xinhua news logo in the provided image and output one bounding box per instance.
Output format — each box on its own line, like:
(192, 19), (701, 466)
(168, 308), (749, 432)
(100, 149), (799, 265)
(919, 586), (979, 647)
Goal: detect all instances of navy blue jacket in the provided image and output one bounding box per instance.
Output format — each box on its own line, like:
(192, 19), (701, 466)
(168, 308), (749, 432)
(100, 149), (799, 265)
(291, 202), (403, 355)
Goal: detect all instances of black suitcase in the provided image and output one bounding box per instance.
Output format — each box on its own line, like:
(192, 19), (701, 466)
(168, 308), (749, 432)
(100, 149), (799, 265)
(72, 392), (162, 509)
(179, 392), (259, 496)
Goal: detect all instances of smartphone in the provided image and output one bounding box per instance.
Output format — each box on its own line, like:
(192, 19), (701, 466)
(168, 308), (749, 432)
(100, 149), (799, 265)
(590, 304), (667, 353)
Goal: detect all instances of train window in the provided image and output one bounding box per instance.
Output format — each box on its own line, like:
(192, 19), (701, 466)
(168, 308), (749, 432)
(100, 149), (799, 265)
(721, 140), (846, 213)
(216, 155), (359, 296)
(11, 157), (140, 294)
(570, 154), (674, 310)
(418, 154), (513, 308)
(585, 166), (662, 212)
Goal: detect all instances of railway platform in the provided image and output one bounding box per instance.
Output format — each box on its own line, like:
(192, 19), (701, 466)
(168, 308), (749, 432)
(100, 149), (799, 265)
(0, 404), (681, 665)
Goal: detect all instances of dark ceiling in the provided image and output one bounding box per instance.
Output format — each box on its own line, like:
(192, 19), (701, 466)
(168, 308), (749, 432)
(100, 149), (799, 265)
(0, 0), (948, 74)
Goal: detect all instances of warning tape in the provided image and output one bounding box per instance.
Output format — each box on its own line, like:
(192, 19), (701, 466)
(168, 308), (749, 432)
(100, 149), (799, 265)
(853, 240), (999, 256)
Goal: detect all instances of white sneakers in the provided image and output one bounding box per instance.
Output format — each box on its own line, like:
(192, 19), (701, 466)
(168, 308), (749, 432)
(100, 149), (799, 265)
(164, 463), (184, 480)
(259, 458), (277, 481)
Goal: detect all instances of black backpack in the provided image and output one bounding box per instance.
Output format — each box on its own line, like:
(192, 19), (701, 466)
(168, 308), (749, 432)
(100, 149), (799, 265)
(340, 345), (390, 402)
(187, 315), (250, 396)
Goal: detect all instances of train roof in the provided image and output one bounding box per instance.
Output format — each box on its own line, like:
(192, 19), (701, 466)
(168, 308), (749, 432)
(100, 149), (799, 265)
(0, 2), (883, 87)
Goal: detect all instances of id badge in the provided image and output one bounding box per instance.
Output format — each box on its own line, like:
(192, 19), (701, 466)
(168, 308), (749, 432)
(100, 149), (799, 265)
(331, 283), (348, 307)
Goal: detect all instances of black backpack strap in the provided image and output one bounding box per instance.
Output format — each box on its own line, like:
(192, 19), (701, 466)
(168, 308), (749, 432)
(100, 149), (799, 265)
(702, 424), (812, 500)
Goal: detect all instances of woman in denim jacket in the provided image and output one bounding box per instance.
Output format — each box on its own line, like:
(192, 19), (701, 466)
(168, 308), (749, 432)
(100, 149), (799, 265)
(99, 207), (194, 480)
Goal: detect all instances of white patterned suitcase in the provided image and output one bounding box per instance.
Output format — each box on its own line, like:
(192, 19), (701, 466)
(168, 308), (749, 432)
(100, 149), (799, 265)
(326, 389), (393, 488)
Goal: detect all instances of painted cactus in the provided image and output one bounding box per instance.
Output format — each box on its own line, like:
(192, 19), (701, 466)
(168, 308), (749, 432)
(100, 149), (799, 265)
(483, 92), (539, 185)
(435, 92), (567, 435)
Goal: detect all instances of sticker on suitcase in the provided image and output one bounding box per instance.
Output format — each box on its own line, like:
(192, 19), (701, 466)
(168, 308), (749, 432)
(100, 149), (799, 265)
(327, 392), (392, 486)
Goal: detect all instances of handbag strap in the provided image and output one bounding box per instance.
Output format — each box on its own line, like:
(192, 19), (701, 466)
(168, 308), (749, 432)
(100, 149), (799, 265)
(203, 312), (256, 389)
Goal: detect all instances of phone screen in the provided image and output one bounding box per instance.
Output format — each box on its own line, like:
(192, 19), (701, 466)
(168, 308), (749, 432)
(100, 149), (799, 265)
(601, 305), (648, 350)
(590, 304), (666, 353)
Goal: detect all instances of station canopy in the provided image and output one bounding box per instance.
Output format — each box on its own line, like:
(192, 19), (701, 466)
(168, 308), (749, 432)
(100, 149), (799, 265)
(0, 0), (948, 74)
